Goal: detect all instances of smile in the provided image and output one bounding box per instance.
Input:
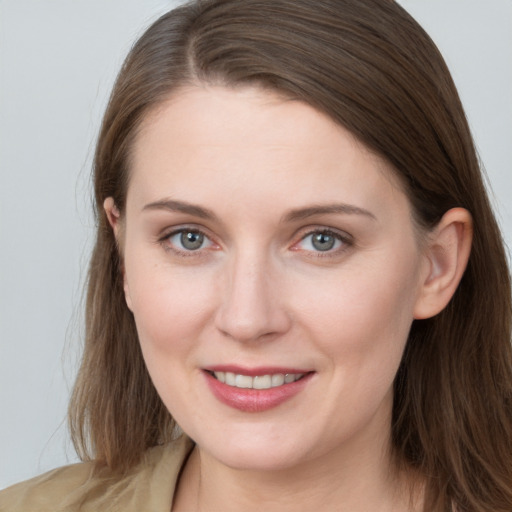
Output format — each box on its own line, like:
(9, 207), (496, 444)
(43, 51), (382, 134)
(212, 371), (305, 389)
(204, 368), (314, 412)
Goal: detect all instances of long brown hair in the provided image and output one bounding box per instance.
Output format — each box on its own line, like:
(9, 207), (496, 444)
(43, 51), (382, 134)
(69, 1), (512, 510)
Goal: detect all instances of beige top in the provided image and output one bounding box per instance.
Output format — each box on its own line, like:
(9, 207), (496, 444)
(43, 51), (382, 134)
(0, 436), (194, 512)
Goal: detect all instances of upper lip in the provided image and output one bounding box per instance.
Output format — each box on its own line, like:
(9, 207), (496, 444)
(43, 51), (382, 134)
(203, 365), (313, 376)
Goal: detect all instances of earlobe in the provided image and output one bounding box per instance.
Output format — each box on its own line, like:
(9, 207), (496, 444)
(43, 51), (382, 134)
(103, 197), (133, 311)
(103, 197), (121, 236)
(413, 208), (473, 320)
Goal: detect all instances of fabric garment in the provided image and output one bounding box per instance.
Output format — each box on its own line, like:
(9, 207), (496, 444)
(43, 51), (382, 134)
(0, 436), (194, 512)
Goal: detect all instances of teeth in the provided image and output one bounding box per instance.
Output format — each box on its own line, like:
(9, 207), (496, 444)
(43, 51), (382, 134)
(253, 375), (271, 389)
(225, 372), (236, 386)
(213, 371), (304, 389)
(271, 374), (285, 387)
(235, 374), (253, 388)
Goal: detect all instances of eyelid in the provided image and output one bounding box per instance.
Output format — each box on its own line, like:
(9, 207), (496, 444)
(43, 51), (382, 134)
(290, 226), (354, 255)
(158, 225), (220, 255)
(156, 224), (353, 258)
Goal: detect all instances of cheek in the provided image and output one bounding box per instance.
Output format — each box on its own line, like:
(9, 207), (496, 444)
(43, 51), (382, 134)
(124, 259), (221, 420)
(294, 254), (420, 370)
(124, 253), (217, 357)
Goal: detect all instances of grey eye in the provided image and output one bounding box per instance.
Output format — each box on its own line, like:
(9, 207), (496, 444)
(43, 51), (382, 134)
(180, 231), (205, 250)
(296, 231), (344, 253)
(165, 229), (214, 254)
(311, 232), (336, 251)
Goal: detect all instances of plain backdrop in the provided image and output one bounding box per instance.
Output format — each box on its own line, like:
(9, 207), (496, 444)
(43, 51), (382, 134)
(0, 0), (511, 489)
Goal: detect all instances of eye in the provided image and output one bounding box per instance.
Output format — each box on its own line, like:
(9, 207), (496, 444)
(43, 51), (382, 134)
(166, 229), (214, 252)
(295, 230), (349, 253)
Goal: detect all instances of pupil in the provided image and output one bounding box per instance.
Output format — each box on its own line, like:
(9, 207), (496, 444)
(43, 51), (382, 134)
(181, 231), (203, 250)
(312, 233), (335, 251)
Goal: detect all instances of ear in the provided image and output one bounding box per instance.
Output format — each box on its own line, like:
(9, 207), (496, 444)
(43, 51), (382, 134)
(103, 197), (121, 236)
(103, 197), (133, 311)
(413, 208), (473, 319)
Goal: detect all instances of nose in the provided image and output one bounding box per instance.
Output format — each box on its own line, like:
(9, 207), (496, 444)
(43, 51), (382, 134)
(214, 250), (291, 343)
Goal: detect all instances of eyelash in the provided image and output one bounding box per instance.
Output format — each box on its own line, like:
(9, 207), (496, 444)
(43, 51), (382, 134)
(158, 227), (353, 258)
(292, 229), (353, 258)
(158, 227), (216, 257)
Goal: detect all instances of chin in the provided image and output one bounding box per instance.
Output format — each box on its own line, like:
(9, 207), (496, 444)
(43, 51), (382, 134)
(191, 424), (318, 472)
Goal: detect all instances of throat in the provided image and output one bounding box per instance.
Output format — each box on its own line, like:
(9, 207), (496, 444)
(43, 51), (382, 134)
(171, 444), (418, 512)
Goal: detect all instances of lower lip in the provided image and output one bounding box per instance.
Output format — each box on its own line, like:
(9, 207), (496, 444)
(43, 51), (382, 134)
(203, 371), (313, 413)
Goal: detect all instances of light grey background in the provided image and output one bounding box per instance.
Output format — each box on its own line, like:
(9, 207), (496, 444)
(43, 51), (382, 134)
(0, 0), (511, 489)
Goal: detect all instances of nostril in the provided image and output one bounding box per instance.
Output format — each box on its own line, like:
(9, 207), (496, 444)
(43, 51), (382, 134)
(214, 264), (292, 342)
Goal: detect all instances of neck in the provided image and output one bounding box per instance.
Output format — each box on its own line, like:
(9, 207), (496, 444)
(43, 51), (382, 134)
(173, 424), (421, 512)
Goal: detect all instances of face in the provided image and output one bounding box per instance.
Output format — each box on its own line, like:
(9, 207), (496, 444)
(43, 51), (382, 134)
(118, 86), (430, 472)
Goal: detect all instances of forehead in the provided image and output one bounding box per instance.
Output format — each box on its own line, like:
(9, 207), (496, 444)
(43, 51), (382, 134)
(127, 85), (408, 220)
(135, 85), (370, 160)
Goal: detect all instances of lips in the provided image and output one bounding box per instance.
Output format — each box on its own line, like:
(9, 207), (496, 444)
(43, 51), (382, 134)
(203, 366), (313, 412)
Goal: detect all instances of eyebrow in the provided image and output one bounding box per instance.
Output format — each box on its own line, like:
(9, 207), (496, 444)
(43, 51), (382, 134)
(143, 199), (376, 223)
(142, 199), (219, 221)
(283, 204), (377, 223)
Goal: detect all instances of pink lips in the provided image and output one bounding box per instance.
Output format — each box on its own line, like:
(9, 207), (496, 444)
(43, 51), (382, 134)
(203, 366), (313, 413)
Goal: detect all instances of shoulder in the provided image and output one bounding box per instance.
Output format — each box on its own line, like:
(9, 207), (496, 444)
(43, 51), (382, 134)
(0, 461), (95, 512)
(0, 436), (194, 512)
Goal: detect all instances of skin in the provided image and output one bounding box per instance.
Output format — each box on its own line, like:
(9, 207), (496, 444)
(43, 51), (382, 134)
(105, 85), (472, 512)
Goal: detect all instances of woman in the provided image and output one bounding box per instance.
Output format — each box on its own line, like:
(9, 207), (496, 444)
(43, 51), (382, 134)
(1, 0), (511, 511)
